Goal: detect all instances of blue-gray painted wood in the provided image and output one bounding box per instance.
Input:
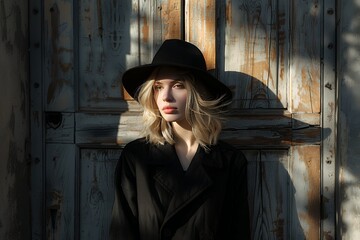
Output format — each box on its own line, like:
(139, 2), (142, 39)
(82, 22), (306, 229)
(338, 1), (360, 239)
(29, 0), (336, 239)
(0, 1), (31, 239)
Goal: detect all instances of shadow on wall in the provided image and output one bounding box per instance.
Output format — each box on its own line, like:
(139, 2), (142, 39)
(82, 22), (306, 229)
(213, 70), (330, 239)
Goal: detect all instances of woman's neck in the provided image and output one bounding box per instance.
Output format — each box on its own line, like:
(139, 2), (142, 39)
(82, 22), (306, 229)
(172, 121), (196, 147)
(172, 121), (199, 171)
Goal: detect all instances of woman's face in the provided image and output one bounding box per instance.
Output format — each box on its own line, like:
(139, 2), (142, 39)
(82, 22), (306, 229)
(153, 70), (188, 123)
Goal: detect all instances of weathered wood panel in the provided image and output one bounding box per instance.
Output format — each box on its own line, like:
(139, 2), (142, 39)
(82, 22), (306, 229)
(44, 0), (75, 112)
(186, 0), (216, 69)
(31, 0), (331, 239)
(78, 0), (183, 108)
(338, 1), (360, 239)
(74, 112), (320, 147)
(30, 0), (44, 237)
(245, 149), (306, 239)
(45, 144), (76, 239)
(75, 112), (142, 145)
(46, 112), (74, 143)
(289, 0), (321, 113)
(79, 0), (132, 109)
(218, 0), (288, 109)
(322, 0), (337, 239)
(79, 149), (120, 240)
(290, 145), (320, 239)
(0, 1), (31, 239)
(154, 0), (183, 40)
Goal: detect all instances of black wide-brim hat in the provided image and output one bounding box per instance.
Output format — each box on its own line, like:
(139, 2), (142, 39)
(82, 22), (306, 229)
(122, 39), (232, 102)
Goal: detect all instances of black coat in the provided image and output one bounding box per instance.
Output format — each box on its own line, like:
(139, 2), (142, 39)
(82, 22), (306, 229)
(110, 138), (250, 240)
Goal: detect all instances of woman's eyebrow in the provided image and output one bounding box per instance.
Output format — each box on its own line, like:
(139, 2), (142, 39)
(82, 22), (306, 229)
(154, 79), (183, 84)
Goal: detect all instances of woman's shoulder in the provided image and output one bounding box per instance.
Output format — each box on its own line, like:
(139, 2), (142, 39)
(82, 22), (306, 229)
(124, 137), (148, 149)
(215, 140), (244, 155)
(212, 140), (247, 165)
(121, 138), (150, 157)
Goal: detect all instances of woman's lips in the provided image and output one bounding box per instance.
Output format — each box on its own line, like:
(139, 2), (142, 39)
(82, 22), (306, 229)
(162, 106), (177, 114)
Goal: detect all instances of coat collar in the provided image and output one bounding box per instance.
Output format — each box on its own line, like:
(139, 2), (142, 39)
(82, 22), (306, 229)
(147, 142), (224, 224)
(147, 142), (224, 168)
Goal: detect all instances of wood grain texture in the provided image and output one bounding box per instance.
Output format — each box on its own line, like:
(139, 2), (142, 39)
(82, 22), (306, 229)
(245, 149), (306, 239)
(31, 0), (331, 239)
(79, 0), (133, 107)
(186, 0), (216, 69)
(290, 145), (320, 240)
(45, 144), (76, 239)
(0, 1), (31, 239)
(289, 0), (321, 113)
(79, 149), (120, 240)
(218, 0), (288, 109)
(44, 0), (75, 112)
(338, 1), (360, 239)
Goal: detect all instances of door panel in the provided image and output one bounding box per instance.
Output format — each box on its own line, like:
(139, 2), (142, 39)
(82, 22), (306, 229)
(79, 149), (120, 240)
(32, 0), (325, 239)
(44, 0), (75, 112)
(45, 144), (76, 239)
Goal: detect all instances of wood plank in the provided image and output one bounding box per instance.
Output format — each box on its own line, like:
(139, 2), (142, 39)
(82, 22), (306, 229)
(226, 113), (292, 129)
(75, 112), (142, 145)
(30, 0), (45, 238)
(154, 0), (183, 40)
(78, 0), (135, 108)
(289, 0), (321, 113)
(45, 112), (74, 143)
(218, 0), (286, 109)
(45, 144), (76, 239)
(322, 0), (337, 238)
(245, 149), (306, 239)
(44, 0), (75, 112)
(290, 145), (320, 239)
(79, 148), (120, 240)
(186, 0), (216, 69)
(292, 113), (320, 129)
(75, 112), (320, 146)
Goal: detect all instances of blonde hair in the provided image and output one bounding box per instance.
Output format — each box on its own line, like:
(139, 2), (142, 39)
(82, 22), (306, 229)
(136, 67), (231, 150)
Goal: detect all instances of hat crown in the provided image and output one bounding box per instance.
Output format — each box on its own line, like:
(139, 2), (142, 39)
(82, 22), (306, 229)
(122, 39), (232, 102)
(152, 39), (207, 71)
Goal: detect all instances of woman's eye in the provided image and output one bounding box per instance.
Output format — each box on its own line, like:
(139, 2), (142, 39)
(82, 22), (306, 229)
(153, 85), (162, 91)
(173, 83), (185, 89)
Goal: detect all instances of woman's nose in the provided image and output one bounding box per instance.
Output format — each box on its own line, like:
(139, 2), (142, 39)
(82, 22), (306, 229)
(162, 88), (173, 102)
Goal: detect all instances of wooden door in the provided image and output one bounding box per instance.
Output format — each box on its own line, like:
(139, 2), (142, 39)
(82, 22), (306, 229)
(30, 0), (337, 239)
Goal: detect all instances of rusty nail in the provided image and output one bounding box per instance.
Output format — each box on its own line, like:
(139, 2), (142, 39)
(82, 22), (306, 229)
(328, 43), (333, 49)
(33, 8), (39, 15)
(34, 82), (40, 88)
(325, 83), (332, 90)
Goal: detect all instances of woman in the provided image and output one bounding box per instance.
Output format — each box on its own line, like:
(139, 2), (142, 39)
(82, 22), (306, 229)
(110, 39), (250, 240)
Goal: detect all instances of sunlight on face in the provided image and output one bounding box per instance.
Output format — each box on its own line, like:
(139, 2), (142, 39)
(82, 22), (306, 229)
(153, 69), (188, 124)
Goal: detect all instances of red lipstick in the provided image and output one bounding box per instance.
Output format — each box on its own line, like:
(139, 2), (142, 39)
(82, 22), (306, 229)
(162, 106), (177, 114)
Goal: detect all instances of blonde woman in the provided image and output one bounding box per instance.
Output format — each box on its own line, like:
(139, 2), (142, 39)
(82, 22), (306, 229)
(110, 39), (250, 240)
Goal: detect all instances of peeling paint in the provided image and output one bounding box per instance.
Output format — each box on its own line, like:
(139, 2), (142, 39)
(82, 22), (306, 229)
(296, 146), (321, 240)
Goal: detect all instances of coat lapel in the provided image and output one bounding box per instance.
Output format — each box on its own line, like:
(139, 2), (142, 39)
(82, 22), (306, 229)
(149, 143), (224, 224)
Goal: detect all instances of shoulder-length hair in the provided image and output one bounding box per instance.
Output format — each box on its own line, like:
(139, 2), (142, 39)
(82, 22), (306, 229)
(136, 67), (231, 150)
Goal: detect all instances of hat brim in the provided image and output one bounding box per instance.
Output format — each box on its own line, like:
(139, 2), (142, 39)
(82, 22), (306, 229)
(122, 63), (232, 102)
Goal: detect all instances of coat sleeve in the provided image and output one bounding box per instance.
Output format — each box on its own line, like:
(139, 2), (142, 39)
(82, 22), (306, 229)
(233, 150), (251, 240)
(220, 149), (251, 240)
(109, 146), (140, 240)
